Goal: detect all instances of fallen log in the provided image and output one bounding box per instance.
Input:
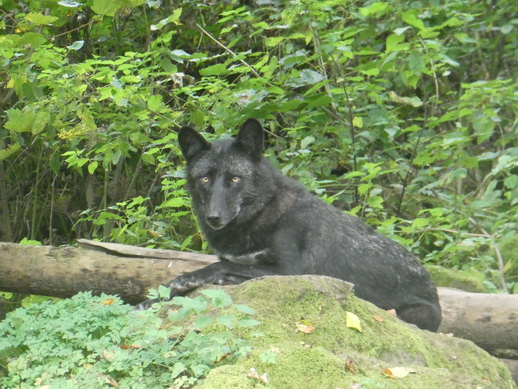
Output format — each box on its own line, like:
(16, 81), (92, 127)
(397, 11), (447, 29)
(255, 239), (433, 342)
(0, 240), (517, 359)
(437, 287), (518, 353)
(0, 240), (216, 304)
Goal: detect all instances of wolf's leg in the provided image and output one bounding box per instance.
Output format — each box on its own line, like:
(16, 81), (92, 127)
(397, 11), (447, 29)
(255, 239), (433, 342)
(134, 261), (285, 310)
(396, 302), (442, 332)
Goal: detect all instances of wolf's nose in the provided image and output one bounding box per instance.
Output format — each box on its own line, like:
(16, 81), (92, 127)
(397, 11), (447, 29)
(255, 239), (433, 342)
(207, 215), (221, 225)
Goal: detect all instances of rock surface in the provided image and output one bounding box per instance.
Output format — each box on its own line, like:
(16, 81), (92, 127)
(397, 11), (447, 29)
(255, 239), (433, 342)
(191, 275), (515, 389)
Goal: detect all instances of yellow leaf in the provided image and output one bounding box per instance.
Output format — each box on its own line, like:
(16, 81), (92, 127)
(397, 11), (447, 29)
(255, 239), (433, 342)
(346, 311), (363, 332)
(353, 116), (363, 128)
(383, 366), (416, 379)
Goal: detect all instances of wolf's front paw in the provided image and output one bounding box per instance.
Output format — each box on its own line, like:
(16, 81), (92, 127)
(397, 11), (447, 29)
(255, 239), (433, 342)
(166, 273), (206, 294)
(133, 298), (160, 311)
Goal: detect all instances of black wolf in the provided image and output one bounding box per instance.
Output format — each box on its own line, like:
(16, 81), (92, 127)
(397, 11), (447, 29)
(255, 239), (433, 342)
(137, 119), (441, 331)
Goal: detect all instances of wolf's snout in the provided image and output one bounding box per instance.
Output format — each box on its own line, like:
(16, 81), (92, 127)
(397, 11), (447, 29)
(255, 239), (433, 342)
(206, 213), (226, 229)
(207, 214), (221, 225)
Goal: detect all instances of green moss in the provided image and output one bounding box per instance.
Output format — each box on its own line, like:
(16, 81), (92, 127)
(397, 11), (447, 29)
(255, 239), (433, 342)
(188, 276), (514, 389)
(425, 265), (488, 292)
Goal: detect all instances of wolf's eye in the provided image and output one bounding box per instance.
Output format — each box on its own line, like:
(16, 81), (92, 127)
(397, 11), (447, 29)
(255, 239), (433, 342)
(200, 177), (209, 183)
(231, 176), (240, 184)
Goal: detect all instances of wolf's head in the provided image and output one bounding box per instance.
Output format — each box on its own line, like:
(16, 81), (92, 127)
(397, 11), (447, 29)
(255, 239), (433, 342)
(178, 119), (271, 230)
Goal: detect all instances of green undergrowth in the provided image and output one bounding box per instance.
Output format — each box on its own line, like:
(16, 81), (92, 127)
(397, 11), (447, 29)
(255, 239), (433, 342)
(0, 289), (259, 388)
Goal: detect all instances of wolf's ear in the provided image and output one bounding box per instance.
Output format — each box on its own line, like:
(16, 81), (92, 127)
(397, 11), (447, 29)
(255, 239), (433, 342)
(234, 118), (264, 161)
(178, 126), (211, 161)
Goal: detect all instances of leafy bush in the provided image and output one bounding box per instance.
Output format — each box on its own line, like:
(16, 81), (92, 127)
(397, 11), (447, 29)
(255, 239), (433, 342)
(0, 0), (516, 290)
(0, 289), (259, 388)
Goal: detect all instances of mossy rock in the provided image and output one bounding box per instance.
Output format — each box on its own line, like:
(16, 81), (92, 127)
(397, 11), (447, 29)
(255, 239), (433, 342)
(425, 265), (488, 292)
(193, 276), (514, 389)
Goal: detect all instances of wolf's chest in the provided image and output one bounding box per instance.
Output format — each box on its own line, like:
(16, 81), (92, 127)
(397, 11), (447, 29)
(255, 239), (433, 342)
(218, 249), (269, 265)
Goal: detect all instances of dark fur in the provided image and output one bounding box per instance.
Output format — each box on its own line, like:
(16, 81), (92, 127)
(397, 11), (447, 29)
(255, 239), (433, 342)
(136, 119), (442, 331)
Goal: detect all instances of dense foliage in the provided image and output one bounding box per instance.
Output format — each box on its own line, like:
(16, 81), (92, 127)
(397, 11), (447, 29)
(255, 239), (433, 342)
(0, 289), (259, 387)
(0, 0), (516, 290)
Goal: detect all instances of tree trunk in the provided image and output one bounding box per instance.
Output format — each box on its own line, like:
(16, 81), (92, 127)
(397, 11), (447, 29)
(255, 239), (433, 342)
(1, 240), (517, 360)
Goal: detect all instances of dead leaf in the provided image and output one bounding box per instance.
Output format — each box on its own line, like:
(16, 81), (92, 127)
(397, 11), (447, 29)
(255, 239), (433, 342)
(385, 309), (397, 316)
(295, 320), (315, 334)
(105, 376), (119, 387)
(103, 349), (116, 360)
(382, 366), (416, 379)
(102, 298), (115, 306)
(345, 358), (357, 374)
(248, 368), (269, 384)
(345, 311), (363, 332)
(215, 351), (233, 363)
(120, 344), (141, 350)
(372, 314), (384, 322)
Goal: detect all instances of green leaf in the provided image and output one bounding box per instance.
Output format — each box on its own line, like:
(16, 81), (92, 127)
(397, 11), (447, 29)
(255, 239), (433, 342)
(216, 313), (237, 328)
(301, 136), (315, 149)
(19, 237), (43, 246)
(4, 109), (35, 133)
(394, 26), (411, 35)
(238, 317), (261, 327)
(180, 235), (192, 251)
(504, 175), (518, 189)
(194, 315), (214, 329)
(0, 144), (21, 160)
(407, 51), (424, 76)
(157, 284), (172, 299)
(266, 85), (285, 95)
(385, 34), (405, 53)
(91, 0), (119, 16)
(233, 304), (256, 314)
(17, 32), (47, 47)
(299, 69), (323, 85)
(88, 161), (98, 175)
(160, 197), (186, 208)
(171, 362), (187, 379)
(150, 8), (182, 31)
(199, 64), (228, 76)
(401, 10), (425, 30)
(359, 2), (391, 17)
(411, 218), (429, 229)
(265, 37), (284, 47)
(24, 13), (59, 25)
(147, 95), (164, 112)
(201, 289), (233, 307)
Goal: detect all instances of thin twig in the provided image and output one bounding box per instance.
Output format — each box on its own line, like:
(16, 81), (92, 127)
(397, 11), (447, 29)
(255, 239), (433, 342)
(418, 37), (439, 107)
(419, 227), (495, 238)
(469, 217), (508, 292)
(195, 23), (262, 79)
(52, 20), (96, 40)
(396, 86), (427, 216)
